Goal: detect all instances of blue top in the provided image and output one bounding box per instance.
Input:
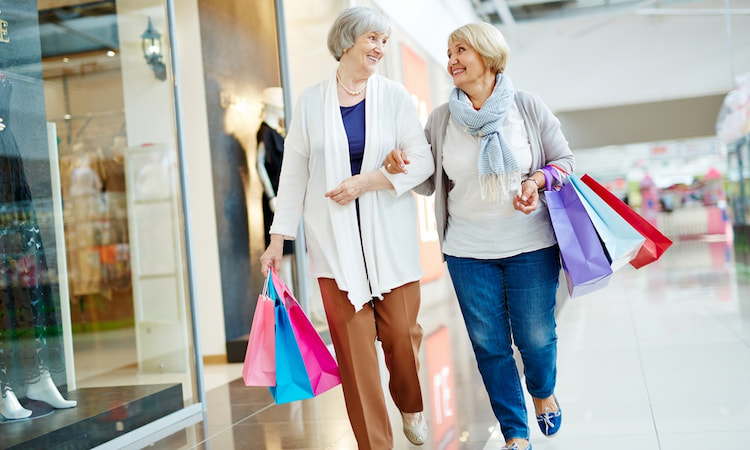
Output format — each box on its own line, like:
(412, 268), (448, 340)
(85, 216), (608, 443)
(340, 99), (366, 175)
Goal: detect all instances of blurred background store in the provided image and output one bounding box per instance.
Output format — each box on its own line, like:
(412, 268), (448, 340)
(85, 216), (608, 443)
(0, 0), (748, 448)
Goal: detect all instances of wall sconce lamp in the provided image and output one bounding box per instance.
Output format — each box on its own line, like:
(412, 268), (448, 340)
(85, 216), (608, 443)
(141, 17), (166, 81)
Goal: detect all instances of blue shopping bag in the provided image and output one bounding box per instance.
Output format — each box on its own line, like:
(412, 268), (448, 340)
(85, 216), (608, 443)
(569, 175), (645, 272)
(270, 269), (341, 396)
(268, 279), (315, 404)
(542, 167), (612, 297)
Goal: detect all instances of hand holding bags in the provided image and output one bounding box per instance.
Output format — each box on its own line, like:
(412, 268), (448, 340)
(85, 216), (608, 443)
(542, 167), (613, 297)
(540, 166), (672, 297)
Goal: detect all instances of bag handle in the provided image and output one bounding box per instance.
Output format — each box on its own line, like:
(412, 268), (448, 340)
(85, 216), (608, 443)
(266, 267), (282, 305)
(261, 269), (271, 298)
(541, 165), (567, 192)
(270, 267), (298, 308)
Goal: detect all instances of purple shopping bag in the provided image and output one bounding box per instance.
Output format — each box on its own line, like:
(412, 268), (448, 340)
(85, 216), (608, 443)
(271, 269), (341, 396)
(542, 167), (612, 297)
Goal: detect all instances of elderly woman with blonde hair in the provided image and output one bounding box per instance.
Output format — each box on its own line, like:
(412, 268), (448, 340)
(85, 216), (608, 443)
(387, 22), (575, 450)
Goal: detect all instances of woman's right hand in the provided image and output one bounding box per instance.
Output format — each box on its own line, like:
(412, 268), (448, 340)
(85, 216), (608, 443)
(384, 149), (409, 174)
(260, 234), (285, 277)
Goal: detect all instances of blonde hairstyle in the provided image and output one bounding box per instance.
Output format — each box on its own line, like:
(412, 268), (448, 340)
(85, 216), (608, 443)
(448, 22), (509, 74)
(327, 7), (391, 61)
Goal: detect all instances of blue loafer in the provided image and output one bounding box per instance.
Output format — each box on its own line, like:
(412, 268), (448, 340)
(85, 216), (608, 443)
(536, 395), (562, 437)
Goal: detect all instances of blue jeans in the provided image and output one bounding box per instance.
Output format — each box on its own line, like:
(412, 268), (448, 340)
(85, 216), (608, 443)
(445, 245), (561, 441)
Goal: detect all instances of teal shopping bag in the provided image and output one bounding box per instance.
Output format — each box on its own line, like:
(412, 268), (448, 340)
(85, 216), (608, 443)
(268, 278), (315, 404)
(570, 175), (645, 272)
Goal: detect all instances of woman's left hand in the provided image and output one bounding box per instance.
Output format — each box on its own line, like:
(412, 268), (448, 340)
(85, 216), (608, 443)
(325, 174), (368, 205)
(513, 179), (540, 214)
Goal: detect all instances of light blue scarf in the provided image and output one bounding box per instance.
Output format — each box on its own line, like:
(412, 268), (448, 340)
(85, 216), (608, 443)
(449, 73), (520, 202)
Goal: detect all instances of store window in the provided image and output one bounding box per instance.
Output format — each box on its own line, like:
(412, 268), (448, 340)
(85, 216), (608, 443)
(727, 136), (750, 277)
(1, 0), (199, 446)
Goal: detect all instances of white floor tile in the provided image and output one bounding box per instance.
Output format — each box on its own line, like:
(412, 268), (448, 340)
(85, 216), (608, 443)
(652, 401), (750, 433)
(658, 430), (750, 450)
(524, 434), (660, 450)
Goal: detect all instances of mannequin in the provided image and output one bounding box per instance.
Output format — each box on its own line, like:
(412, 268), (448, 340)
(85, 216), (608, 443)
(256, 87), (294, 287)
(0, 71), (76, 420)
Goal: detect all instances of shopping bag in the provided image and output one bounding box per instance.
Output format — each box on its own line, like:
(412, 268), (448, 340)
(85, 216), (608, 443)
(542, 167), (612, 297)
(580, 174), (673, 269)
(242, 273), (276, 386)
(569, 175), (645, 272)
(271, 269), (341, 396)
(268, 277), (315, 404)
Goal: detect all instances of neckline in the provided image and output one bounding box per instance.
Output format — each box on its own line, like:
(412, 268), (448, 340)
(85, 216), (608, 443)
(340, 99), (365, 109)
(336, 72), (367, 96)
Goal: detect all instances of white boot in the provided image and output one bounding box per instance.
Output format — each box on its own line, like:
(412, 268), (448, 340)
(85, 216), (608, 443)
(0, 389), (33, 419)
(25, 371), (76, 409)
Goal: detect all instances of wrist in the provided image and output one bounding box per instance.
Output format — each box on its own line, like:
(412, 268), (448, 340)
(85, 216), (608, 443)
(360, 171), (377, 192)
(524, 177), (541, 190)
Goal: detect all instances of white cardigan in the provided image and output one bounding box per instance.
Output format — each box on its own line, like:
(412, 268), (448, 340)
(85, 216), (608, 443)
(270, 73), (434, 310)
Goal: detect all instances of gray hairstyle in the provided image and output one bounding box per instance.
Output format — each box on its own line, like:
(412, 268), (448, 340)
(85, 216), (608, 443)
(327, 6), (391, 61)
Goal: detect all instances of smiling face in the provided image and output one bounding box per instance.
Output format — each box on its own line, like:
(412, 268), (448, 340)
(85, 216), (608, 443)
(446, 40), (494, 94)
(341, 31), (388, 76)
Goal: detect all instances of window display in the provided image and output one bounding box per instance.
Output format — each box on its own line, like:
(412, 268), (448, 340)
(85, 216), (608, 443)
(0, 71), (75, 420)
(0, 0), (199, 446)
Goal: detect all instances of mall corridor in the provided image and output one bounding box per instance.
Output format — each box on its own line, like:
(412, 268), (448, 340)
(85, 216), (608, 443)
(150, 237), (750, 450)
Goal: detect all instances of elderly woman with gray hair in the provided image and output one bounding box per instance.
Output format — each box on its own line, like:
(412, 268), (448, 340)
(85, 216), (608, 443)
(260, 6), (434, 449)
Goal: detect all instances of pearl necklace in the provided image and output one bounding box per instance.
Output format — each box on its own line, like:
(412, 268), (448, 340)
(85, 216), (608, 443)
(336, 72), (366, 96)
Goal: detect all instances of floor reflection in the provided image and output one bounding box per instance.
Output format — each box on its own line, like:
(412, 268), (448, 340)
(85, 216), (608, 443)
(149, 239), (750, 450)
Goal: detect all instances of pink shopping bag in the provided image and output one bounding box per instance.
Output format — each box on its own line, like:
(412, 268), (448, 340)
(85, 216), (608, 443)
(270, 269), (341, 396)
(242, 274), (276, 387)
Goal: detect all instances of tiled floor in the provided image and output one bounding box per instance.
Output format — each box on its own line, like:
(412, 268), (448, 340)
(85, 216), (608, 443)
(151, 237), (750, 449)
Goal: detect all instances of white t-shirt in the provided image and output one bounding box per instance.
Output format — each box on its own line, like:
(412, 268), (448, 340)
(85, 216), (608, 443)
(441, 103), (557, 259)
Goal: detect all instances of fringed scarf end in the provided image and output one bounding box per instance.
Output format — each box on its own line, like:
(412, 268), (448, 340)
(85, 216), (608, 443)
(479, 171), (522, 203)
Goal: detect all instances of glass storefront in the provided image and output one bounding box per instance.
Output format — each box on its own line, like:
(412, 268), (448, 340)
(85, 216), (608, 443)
(727, 135), (750, 277)
(1, 0), (200, 446)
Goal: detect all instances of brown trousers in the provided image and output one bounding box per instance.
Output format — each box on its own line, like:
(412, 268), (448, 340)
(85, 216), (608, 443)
(318, 279), (424, 450)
